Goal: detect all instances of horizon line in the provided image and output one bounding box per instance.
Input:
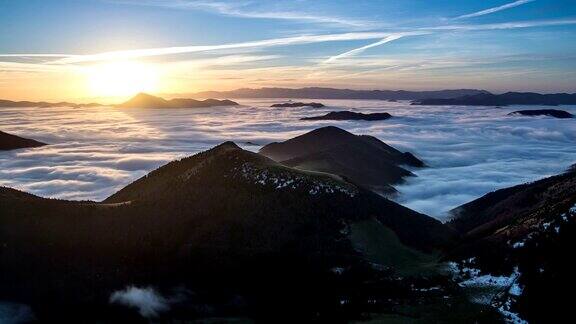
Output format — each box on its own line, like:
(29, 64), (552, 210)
(3, 86), (576, 103)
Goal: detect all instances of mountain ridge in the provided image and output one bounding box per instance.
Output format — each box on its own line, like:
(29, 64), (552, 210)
(259, 126), (424, 195)
(413, 91), (576, 106)
(0, 141), (456, 321)
(0, 93), (238, 109)
(0, 99), (105, 108)
(117, 93), (239, 108)
(190, 87), (490, 100)
(446, 166), (576, 323)
(0, 130), (47, 151)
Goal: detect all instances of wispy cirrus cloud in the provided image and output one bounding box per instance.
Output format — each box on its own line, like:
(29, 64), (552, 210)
(319, 18), (576, 64)
(44, 32), (396, 64)
(109, 0), (376, 28)
(0, 54), (75, 58)
(2, 17), (575, 72)
(0, 61), (70, 73)
(0, 54), (279, 75)
(323, 32), (430, 64)
(426, 18), (576, 31)
(454, 0), (536, 20)
(324, 34), (406, 64)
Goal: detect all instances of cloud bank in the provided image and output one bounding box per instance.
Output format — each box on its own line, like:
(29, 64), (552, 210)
(1, 100), (574, 221)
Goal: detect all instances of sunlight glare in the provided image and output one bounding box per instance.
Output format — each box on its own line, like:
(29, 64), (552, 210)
(85, 61), (159, 98)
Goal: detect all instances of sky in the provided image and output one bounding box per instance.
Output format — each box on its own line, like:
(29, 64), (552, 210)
(1, 0), (576, 100)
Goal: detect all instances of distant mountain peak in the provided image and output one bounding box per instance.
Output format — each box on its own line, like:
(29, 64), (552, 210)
(133, 92), (158, 99)
(309, 125), (353, 136)
(214, 141), (241, 150)
(118, 93), (239, 109)
(260, 127), (424, 195)
(314, 125), (346, 132)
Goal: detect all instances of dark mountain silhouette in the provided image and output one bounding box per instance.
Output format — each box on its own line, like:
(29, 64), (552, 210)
(0, 94), (237, 109)
(0, 99), (104, 108)
(259, 127), (424, 195)
(0, 130), (46, 151)
(191, 87), (489, 100)
(0, 142), (456, 322)
(508, 109), (574, 118)
(447, 167), (576, 323)
(117, 93), (238, 108)
(449, 168), (576, 239)
(271, 102), (325, 108)
(413, 92), (576, 106)
(301, 111), (392, 121)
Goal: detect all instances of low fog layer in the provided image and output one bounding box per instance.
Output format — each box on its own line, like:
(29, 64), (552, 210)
(110, 286), (169, 318)
(1, 99), (574, 220)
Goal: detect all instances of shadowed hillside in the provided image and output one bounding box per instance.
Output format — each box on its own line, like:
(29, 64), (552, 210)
(0, 142), (456, 322)
(0, 130), (46, 151)
(260, 126), (424, 195)
(447, 166), (576, 323)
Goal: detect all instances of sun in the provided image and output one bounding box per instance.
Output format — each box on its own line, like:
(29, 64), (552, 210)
(84, 61), (160, 98)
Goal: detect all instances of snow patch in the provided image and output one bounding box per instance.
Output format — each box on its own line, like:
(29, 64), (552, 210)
(508, 282), (523, 297)
(498, 298), (528, 324)
(511, 241), (525, 249)
(458, 272), (517, 291)
(233, 163), (357, 197)
(448, 261), (526, 321)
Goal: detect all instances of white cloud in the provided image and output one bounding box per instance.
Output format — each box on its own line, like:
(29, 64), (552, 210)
(426, 18), (576, 31)
(47, 32), (396, 64)
(2, 18), (575, 70)
(455, 0), (535, 20)
(324, 34), (406, 64)
(115, 156), (170, 171)
(1, 100), (574, 221)
(109, 0), (376, 28)
(323, 32), (430, 64)
(110, 286), (169, 318)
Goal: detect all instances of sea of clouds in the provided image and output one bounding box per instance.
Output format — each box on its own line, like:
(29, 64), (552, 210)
(1, 99), (574, 220)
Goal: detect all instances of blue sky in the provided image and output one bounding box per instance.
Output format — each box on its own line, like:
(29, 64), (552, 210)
(1, 0), (576, 99)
